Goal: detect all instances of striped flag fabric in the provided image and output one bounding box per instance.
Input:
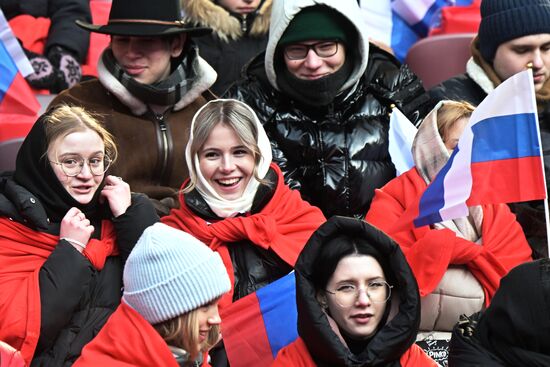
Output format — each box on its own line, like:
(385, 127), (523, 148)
(413, 69), (546, 227)
(220, 272), (298, 367)
(359, 0), (476, 61)
(0, 9), (39, 141)
(389, 106), (417, 176)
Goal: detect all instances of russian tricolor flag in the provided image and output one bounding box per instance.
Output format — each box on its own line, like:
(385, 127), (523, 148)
(220, 272), (298, 367)
(360, 0), (476, 61)
(414, 69), (546, 227)
(0, 9), (39, 141)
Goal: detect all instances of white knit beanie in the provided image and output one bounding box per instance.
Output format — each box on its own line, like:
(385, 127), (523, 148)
(122, 223), (231, 324)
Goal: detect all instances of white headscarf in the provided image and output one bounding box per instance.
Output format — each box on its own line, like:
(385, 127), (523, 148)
(185, 99), (273, 218)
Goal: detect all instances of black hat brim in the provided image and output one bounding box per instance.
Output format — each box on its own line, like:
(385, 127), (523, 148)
(75, 19), (212, 37)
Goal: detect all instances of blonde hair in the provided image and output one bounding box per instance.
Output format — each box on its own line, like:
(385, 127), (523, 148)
(184, 99), (268, 193)
(43, 104), (118, 163)
(436, 100), (475, 142)
(153, 309), (220, 362)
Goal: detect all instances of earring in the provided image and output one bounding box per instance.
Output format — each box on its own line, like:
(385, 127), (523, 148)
(526, 62), (534, 69)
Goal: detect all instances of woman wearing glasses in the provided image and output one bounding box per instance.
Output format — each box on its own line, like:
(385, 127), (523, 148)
(225, 0), (431, 219)
(0, 105), (158, 366)
(273, 216), (437, 366)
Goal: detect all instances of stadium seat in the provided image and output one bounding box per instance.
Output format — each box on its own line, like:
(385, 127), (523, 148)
(405, 33), (476, 90)
(0, 138), (24, 173)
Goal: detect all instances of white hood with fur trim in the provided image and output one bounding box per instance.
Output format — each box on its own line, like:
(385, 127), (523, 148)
(265, 0), (369, 92)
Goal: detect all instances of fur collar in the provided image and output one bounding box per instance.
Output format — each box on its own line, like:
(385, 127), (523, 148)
(97, 48), (216, 115)
(466, 57), (495, 95)
(183, 0), (272, 42)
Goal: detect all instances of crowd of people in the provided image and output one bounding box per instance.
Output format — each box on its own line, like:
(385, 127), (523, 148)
(1, 0), (550, 366)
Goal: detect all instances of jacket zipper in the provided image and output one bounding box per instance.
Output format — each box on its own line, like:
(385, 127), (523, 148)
(154, 112), (170, 185)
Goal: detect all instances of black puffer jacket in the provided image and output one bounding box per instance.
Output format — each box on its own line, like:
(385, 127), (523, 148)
(0, 175), (158, 366)
(226, 46), (430, 218)
(225, 0), (431, 218)
(430, 59), (550, 259)
(0, 0), (91, 61)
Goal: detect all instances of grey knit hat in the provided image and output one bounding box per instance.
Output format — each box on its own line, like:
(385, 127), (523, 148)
(122, 223), (231, 324)
(479, 0), (550, 62)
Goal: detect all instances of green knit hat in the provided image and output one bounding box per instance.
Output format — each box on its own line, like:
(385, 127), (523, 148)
(278, 5), (355, 46)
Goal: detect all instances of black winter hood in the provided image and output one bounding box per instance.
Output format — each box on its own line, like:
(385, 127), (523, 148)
(295, 216), (421, 366)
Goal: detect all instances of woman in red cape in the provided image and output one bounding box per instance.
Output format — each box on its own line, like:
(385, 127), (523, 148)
(0, 106), (158, 365)
(74, 223), (231, 367)
(366, 101), (532, 332)
(162, 99), (325, 310)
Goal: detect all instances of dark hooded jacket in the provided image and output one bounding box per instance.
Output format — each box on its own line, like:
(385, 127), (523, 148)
(0, 112), (158, 366)
(448, 258), (550, 366)
(274, 216), (435, 366)
(224, 0), (431, 219)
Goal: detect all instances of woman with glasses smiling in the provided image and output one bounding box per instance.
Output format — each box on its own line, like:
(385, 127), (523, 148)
(0, 105), (158, 366)
(273, 216), (437, 366)
(225, 0), (431, 220)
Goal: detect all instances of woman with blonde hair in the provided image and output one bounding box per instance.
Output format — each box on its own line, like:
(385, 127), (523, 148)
(162, 99), (325, 309)
(0, 105), (158, 365)
(366, 100), (532, 336)
(74, 223), (231, 366)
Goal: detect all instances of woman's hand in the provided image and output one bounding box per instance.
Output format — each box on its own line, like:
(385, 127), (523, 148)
(60, 207), (94, 253)
(101, 175), (131, 217)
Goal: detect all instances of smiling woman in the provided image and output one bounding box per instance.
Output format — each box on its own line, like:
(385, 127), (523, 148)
(0, 105), (159, 366)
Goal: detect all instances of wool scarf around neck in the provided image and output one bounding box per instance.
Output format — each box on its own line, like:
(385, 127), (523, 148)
(102, 46), (199, 106)
(276, 56), (354, 107)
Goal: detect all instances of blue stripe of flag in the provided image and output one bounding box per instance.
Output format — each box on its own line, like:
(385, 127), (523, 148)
(410, 0), (446, 37)
(414, 147), (461, 227)
(0, 40), (19, 103)
(471, 113), (540, 162)
(256, 272), (298, 358)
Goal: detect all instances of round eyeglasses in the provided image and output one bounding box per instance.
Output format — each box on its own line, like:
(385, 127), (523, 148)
(284, 41), (339, 60)
(50, 155), (112, 177)
(325, 280), (393, 308)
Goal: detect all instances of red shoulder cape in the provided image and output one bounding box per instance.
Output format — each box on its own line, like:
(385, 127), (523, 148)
(162, 163), (325, 308)
(0, 218), (116, 365)
(365, 168), (532, 303)
(273, 337), (438, 366)
(74, 302), (181, 367)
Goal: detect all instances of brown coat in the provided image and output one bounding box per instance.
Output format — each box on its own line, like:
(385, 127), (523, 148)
(50, 78), (215, 210)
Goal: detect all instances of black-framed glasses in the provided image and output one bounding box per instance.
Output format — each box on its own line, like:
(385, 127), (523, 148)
(50, 155), (111, 177)
(325, 280), (393, 307)
(284, 41), (339, 60)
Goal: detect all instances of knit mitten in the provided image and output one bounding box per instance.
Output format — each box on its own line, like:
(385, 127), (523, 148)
(47, 46), (82, 91)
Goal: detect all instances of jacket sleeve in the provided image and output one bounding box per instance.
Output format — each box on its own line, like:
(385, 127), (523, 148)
(111, 193), (159, 264)
(46, 0), (92, 61)
(36, 240), (94, 354)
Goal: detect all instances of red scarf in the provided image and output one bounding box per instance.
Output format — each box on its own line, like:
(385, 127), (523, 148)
(0, 218), (116, 365)
(162, 164), (325, 308)
(74, 302), (186, 367)
(273, 337), (438, 367)
(366, 169), (532, 304)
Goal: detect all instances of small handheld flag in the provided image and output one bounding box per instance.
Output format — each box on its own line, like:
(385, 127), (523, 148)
(389, 106), (417, 176)
(414, 69), (546, 227)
